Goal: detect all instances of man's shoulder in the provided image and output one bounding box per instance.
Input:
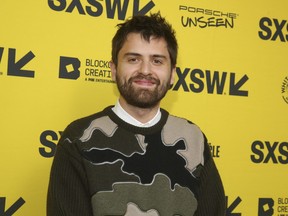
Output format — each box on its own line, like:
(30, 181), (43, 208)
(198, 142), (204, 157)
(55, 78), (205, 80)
(165, 114), (205, 142)
(166, 114), (201, 130)
(164, 114), (206, 169)
(62, 106), (113, 140)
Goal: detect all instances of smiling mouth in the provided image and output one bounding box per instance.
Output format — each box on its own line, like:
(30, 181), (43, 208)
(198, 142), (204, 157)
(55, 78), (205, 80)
(134, 79), (157, 86)
(130, 75), (159, 87)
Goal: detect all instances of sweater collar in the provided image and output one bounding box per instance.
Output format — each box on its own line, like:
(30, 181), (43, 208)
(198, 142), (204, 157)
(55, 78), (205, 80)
(112, 100), (161, 128)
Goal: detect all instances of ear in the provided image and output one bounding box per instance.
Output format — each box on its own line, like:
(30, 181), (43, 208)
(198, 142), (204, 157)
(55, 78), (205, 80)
(110, 61), (117, 81)
(170, 66), (176, 86)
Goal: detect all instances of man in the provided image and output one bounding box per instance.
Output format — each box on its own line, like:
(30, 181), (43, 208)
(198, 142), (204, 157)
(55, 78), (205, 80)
(47, 12), (226, 215)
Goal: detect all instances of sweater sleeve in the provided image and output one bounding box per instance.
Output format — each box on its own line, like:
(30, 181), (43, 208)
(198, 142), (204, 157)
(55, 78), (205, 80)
(194, 135), (226, 216)
(46, 133), (93, 216)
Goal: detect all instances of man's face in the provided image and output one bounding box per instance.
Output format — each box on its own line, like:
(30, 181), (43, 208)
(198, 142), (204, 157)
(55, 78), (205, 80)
(111, 33), (175, 108)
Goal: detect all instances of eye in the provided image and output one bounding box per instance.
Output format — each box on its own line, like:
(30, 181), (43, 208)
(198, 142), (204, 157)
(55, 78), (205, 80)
(152, 58), (163, 65)
(127, 57), (139, 64)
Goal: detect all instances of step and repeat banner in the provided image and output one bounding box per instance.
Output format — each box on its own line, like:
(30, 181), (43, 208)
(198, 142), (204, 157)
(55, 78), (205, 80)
(0, 0), (287, 215)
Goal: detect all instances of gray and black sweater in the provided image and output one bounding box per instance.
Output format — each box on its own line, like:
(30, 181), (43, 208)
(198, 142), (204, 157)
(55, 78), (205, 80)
(47, 106), (226, 216)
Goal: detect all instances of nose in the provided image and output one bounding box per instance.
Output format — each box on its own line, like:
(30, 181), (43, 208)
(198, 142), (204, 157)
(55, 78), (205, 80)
(139, 60), (151, 75)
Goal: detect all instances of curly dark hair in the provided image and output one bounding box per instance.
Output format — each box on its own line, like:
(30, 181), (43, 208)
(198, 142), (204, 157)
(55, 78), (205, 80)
(111, 12), (178, 68)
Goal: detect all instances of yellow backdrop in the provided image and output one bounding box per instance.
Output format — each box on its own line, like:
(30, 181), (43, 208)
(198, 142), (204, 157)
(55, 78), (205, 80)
(1, 0), (287, 215)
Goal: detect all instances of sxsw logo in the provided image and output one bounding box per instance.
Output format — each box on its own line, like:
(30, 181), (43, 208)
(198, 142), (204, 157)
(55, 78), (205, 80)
(172, 67), (249, 97)
(0, 47), (35, 78)
(258, 17), (288, 42)
(250, 140), (288, 164)
(48, 0), (155, 20)
(59, 56), (81, 80)
(39, 129), (63, 158)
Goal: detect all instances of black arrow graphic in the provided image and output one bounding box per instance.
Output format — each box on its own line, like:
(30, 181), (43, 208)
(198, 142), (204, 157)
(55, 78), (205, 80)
(0, 47), (4, 64)
(0, 47), (4, 75)
(133, 0), (155, 16)
(229, 73), (249, 96)
(7, 48), (35, 78)
(226, 196), (242, 216)
(0, 197), (25, 216)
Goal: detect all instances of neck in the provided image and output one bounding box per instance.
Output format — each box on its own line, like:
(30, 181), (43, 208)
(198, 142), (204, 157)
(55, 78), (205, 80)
(118, 97), (160, 123)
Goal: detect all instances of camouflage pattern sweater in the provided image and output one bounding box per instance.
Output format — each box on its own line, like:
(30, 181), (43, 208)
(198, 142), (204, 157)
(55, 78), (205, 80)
(47, 106), (226, 216)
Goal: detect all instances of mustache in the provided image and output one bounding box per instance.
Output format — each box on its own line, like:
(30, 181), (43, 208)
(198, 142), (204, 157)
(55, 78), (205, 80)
(129, 74), (160, 85)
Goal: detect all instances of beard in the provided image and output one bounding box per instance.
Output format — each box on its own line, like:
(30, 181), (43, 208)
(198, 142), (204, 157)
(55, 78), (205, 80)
(116, 73), (171, 108)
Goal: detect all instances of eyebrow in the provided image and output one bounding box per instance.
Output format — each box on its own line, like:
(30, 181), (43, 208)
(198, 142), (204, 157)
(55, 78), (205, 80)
(124, 52), (168, 59)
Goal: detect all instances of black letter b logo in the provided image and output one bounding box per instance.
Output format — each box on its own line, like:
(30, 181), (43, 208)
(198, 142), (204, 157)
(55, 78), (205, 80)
(59, 56), (80, 80)
(258, 198), (274, 216)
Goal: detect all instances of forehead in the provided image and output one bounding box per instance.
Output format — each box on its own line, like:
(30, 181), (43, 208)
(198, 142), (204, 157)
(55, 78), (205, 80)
(119, 33), (169, 56)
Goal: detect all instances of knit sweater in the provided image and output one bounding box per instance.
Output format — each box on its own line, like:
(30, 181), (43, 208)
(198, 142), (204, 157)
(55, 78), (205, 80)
(47, 106), (226, 215)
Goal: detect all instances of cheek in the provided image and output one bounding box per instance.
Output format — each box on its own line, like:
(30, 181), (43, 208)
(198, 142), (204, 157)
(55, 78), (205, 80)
(114, 66), (131, 83)
(120, 64), (139, 77)
(158, 70), (173, 84)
